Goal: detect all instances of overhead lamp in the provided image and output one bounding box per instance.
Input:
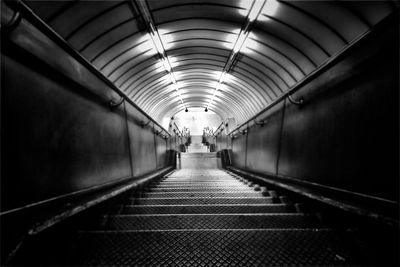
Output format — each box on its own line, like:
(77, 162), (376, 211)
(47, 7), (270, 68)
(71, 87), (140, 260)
(185, 108), (189, 112)
(150, 31), (165, 55)
(162, 58), (172, 72)
(233, 30), (249, 53)
(248, 0), (266, 22)
(219, 71), (227, 84)
(169, 73), (177, 84)
(205, 107), (208, 112)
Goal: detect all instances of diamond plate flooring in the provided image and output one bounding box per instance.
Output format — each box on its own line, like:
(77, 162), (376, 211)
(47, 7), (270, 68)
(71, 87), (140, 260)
(76, 230), (367, 266)
(75, 168), (374, 266)
(121, 204), (292, 214)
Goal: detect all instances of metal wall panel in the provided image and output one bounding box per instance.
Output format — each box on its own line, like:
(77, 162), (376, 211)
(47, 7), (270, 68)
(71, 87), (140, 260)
(245, 101), (284, 175)
(230, 15), (399, 201)
(1, 15), (173, 212)
(278, 21), (398, 200)
(231, 133), (247, 169)
(125, 105), (157, 177)
(156, 135), (168, 169)
(2, 53), (132, 211)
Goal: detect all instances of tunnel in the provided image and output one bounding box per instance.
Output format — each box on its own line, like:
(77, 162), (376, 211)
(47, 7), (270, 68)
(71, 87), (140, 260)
(1, 0), (399, 266)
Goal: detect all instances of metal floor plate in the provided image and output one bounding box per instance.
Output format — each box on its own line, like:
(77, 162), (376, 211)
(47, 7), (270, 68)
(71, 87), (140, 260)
(75, 229), (367, 266)
(105, 214), (320, 230)
(133, 197), (275, 205)
(149, 187), (256, 192)
(143, 192), (263, 198)
(121, 204), (292, 214)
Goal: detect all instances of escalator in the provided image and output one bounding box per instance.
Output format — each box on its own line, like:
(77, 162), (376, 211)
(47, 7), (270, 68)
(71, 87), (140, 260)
(10, 168), (394, 266)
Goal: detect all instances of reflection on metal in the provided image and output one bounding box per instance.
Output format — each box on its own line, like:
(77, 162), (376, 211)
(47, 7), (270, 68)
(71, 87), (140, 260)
(287, 94), (304, 106)
(109, 97), (125, 108)
(0, 1), (21, 32)
(140, 120), (151, 128)
(254, 118), (266, 127)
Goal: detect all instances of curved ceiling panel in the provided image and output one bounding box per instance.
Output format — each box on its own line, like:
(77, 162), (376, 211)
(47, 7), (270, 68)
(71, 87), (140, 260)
(24, 0), (398, 126)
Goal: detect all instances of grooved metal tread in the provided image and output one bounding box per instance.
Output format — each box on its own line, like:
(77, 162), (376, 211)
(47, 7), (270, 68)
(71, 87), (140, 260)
(133, 197), (275, 205)
(153, 184), (250, 189)
(158, 179), (244, 185)
(121, 204), (292, 214)
(75, 229), (367, 266)
(149, 187), (257, 192)
(154, 184), (248, 188)
(159, 179), (240, 182)
(105, 214), (320, 230)
(142, 192), (263, 198)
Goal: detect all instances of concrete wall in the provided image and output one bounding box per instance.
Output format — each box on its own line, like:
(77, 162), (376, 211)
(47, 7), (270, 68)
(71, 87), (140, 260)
(1, 16), (173, 212)
(229, 15), (399, 202)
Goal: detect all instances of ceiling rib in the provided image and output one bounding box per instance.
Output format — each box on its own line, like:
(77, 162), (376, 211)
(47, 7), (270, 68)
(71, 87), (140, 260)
(206, 0), (266, 110)
(133, 0), (187, 110)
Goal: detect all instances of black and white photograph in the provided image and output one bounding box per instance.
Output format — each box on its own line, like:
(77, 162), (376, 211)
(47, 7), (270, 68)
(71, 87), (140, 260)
(1, 0), (399, 266)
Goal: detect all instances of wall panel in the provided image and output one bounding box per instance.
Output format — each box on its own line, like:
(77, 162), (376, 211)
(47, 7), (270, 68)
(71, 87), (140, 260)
(2, 54), (132, 211)
(229, 15), (398, 202)
(231, 133), (247, 169)
(245, 101), (284, 175)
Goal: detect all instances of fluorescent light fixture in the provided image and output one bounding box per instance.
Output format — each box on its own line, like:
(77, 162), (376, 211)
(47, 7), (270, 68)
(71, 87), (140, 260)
(150, 32), (165, 55)
(248, 0), (265, 21)
(169, 73), (176, 84)
(233, 30), (248, 53)
(162, 58), (171, 72)
(219, 71), (227, 84)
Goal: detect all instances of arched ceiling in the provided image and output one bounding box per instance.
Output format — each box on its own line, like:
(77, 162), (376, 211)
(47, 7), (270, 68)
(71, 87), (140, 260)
(24, 0), (398, 125)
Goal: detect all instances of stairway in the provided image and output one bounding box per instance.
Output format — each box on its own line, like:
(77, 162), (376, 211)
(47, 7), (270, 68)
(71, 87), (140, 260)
(186, 143), (208, 153)
(74, 169), (369, 266)
(179, 152), (220, 169)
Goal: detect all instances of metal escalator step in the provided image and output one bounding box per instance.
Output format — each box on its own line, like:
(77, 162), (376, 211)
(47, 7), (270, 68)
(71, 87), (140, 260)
(105, 214), (319, 230)
(155, 182), (246, 187)
(149, 187), (255, 192)
(121, 204), (292, 214)
(143, 192), (262, 198)
(161, 180), (239, 183)
(75, 229), (366, 266)
(134, 197), (274, 205)
(154, 184), (248, 189)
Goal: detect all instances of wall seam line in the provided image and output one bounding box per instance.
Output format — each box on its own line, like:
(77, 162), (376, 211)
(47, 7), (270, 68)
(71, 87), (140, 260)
(275, 99), (286, 176)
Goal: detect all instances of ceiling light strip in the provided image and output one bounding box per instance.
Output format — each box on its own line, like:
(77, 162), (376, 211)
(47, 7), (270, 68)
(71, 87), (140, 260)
(206, 0), (266, 110)
(135, 0), (186, 109)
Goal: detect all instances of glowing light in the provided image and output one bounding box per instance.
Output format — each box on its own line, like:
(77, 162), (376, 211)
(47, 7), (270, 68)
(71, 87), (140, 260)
(162, 58), (171, 72)
(233, 30), (249, 53)
(262, 0), (279, 16)
(169, 73), (177, 84)
(219, 71), (227, 84)
(248, 0), (265, 21)
(150, 32), (164, 55)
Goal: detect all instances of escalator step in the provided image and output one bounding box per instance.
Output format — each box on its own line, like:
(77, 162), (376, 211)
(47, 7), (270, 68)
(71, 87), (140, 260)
(133, 197), (274, 205)
(105, 214), (320, 230)
(121, 204), (292, 214)
(153, 184), (249, 189)
(149, 187), (255, 192)
(142, 192), (262, 198)
(75, 229), (366, 266)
